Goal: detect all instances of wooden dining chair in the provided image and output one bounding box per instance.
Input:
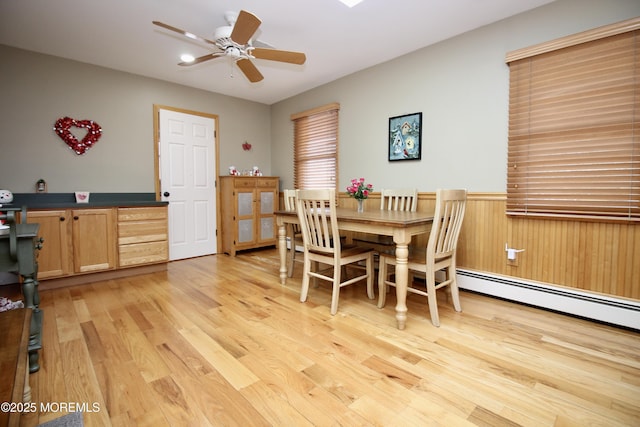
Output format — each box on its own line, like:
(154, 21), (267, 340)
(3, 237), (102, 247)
(295, 189), (375, 315)
(377, 189), (467, 326)
(353, 188), (418, 252)
(283, 189), (303, 277)
(380, 188), (418, 212)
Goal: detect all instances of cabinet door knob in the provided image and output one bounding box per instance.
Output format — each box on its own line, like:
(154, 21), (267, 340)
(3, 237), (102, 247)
(73, 216), (79, 220)
(163, 191), (170, 197)
(59, 217), (65, 222)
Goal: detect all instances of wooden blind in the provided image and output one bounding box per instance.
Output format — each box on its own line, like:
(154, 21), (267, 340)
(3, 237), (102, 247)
(291, 103), (339, 190)
(506, 20), (640, 222)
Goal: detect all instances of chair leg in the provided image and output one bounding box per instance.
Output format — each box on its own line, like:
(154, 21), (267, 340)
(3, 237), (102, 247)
(300, 258), (311, 303)
(330, 263), (342, 315)
(449, 266), (462, 312)
(366, 254), (374, 300)
(426, 273), (440, 327)
(287, 240), (295, 278)
(377, 257), (388, 308)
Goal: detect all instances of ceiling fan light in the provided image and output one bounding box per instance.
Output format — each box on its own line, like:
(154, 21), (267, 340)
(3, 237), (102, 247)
(214, 26), (232, 40)
(337, 0), (365, 7)
(180, 54), (195, 63)
(227, 47), (241, 58)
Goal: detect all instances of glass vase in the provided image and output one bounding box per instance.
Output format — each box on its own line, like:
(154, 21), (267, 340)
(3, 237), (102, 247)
(357, 199), (364, 213)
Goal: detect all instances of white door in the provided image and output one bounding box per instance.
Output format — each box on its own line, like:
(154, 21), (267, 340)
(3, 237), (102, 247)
(159, 108), (217, 260)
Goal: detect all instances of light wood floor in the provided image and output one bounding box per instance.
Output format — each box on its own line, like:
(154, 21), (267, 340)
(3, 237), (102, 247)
(20, 248), (640, 427)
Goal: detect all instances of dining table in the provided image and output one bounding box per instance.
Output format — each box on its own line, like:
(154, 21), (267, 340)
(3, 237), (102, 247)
(275, 207), (434, 330)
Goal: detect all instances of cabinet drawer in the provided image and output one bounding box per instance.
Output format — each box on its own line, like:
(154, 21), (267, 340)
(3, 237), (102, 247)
(257, 178), (278, 188)
(231, 178), (256, 188)
(118, 207), (167, 221)
(118, 241), (169, 267)
(118, 221), (168, 245)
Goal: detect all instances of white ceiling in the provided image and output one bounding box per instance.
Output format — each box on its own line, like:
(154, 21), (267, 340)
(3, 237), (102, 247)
(0, 0), (555, 105)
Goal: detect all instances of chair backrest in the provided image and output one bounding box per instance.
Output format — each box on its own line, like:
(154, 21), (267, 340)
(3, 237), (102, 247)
(295, 189), (341, 256)
(283, 189), (297, 211)
(427, 189), (467, 262)
(380, 188), (418, 212)
(283, 189), (304, 238)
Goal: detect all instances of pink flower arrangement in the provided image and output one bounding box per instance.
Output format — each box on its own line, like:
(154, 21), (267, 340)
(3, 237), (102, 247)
(346, 178), (373, 200)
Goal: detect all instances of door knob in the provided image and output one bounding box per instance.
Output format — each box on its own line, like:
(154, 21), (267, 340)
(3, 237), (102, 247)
(163, 192), (170, 197)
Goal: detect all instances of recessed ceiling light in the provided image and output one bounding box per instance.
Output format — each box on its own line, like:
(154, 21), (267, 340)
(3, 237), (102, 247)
(180, 54), (195, 63)
(338, 0), (365, 7)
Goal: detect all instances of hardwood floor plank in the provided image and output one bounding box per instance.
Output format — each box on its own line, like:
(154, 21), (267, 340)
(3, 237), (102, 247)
(349, 393), (431, 426)
(238, 354), (332, 426)
(157, 350), (270, 427)
(107, 306), (172, 383)
(178, 326), (259, 390)
(52, 289), (84, 343)
(149, 375), (213, 427)
(92, 359), (154, 422)
(57, 339), (110, 426)
(85, 312), (134, 366)
(406, 367), (478, 419)
(361, 354), (422, 388)
(20, 249), (639, 426)
(533, 382), (639, 426)
(468, 406), (521, 427)
(195, 372), (271, 426)
(240, 381), (315, 426)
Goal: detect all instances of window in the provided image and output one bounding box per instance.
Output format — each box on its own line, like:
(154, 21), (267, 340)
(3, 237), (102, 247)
(506, 18), (640, 222)
(291, 103), (340, 190)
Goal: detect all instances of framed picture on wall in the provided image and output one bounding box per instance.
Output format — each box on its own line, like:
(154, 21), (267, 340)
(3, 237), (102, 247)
(388, 112), (422, 161)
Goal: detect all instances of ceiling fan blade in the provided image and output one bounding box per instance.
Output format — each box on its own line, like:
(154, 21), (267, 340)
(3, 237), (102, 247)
(178, 53), (224, 66)
(230, 10), (261, 45)
(152, 21), (216, 45)
(252, 48), (306, 65)
(236, 58), (264, 83)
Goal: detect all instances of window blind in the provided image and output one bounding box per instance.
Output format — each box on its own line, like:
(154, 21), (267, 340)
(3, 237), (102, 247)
(291, 103), (339, 190)
(506, 20), (640, 222)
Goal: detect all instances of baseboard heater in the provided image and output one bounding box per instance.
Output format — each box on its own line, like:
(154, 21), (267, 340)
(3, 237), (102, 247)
(456, 269), (640, 331)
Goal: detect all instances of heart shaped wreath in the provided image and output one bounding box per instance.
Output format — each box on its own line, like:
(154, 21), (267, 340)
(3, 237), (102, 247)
(53, 116), (102, 155)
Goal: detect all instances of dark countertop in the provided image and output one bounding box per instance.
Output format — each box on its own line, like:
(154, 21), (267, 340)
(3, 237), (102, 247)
(3, 193), (168, 210)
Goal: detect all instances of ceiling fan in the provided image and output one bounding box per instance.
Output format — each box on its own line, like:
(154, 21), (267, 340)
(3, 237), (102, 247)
(152, 10), (306, 83)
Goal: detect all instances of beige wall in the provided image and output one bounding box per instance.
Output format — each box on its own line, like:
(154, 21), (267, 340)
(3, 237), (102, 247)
(0, 46), (271, 193)
(270, 0), (640, 192)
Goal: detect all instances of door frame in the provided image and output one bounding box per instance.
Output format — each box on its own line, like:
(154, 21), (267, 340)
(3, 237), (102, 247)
(153, 104), (221, 254)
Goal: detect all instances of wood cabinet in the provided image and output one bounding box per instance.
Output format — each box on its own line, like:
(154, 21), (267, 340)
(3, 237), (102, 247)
(28, 208), (117, 278)
(117, 207), (168, 267)
(26, 210), (72, 279)
(220, 176), (279, 256)
(72, 208), (117, 273)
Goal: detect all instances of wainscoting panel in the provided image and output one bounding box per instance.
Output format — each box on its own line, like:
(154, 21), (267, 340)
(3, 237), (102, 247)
(456, 193), (639, 302)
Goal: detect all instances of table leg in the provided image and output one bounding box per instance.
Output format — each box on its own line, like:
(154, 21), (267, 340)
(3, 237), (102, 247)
(393, 243), (409, 330)
(22, 274), (41, 372)
(277, 223), (288, 285)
